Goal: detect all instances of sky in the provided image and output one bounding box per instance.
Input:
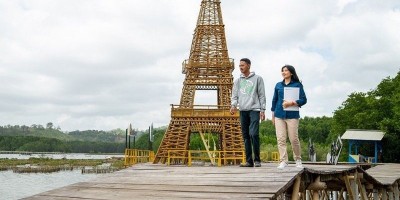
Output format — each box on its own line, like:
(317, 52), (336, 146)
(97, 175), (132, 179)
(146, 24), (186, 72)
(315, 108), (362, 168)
(1, 0), (399, 132)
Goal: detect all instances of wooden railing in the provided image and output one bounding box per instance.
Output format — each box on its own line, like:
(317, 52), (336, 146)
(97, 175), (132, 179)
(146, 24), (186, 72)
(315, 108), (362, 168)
(167, 150), (245, 167)
(170, 104), (239, 118)
(260, 151), (280, 162)
(124, 149), (155, 166)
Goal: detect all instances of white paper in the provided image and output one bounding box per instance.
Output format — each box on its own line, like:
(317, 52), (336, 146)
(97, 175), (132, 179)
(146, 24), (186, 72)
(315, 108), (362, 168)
(283, 87), (299, 111)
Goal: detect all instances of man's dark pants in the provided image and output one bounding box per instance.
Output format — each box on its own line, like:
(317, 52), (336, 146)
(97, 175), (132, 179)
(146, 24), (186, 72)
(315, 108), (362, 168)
(240, 110), (260, 165)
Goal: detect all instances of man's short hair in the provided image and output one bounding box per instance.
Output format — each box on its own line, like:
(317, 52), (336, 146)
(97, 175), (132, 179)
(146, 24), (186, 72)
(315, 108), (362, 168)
(240, 58), (251, 65)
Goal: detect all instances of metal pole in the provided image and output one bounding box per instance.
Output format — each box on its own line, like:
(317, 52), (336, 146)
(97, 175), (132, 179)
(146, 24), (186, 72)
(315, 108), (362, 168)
(374, 141), (378, 163)
(125, 128), (128, 149)
(128, 135), (131, 149)
(149, 141), (153, 151)
(148, 126), (152, 151)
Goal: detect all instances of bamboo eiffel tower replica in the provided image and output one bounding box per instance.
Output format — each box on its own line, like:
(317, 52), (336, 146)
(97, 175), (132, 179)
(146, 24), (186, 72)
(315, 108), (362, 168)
(153, 0), (244, 164)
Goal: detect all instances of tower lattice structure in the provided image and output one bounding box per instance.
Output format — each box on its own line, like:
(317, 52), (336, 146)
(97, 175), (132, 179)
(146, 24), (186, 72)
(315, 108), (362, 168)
(153, 0), (244, 164)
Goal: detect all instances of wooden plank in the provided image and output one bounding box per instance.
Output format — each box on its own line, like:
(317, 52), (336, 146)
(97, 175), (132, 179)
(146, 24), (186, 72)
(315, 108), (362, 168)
(25, 163), (299, 199)
(304, 164), (359, 174)
(28, 186), (275, 199)
(76, 179), (291, 187)
(66, 183), (285, 193)
(29, 163), (400, 200)
(100, 174), (299, 180)
(366, 164), (400, 185)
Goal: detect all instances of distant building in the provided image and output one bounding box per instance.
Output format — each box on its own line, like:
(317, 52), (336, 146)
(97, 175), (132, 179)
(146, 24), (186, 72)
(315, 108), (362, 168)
(341, 129), (384, 163)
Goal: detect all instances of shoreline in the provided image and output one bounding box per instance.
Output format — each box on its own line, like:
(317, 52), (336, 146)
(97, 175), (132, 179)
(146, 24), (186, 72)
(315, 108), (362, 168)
(0, 157), (125, 173)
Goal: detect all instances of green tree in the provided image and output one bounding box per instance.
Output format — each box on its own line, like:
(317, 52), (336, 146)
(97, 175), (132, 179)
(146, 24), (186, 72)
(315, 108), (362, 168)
(259, 120), (277, 146)
(375, 72), (400, 162)
(331, 71), (400, 162)
(46, 122), (54, 129)
(298, 116), (333, 144)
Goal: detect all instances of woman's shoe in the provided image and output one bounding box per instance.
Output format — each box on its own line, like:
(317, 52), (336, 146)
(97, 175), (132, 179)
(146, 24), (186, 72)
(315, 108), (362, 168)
(277, 161), (288, 170)
(295, 160), (303, 168)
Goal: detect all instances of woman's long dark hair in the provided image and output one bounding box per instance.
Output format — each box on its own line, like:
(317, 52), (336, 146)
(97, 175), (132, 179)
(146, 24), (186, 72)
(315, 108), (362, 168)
(282, 65), (300, 83)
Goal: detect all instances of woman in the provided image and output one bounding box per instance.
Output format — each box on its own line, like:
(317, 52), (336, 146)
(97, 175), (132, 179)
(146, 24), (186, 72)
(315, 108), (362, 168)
(271, 65), (307, 169)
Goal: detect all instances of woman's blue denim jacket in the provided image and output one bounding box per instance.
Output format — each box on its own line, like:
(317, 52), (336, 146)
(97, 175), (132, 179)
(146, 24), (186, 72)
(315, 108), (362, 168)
(271, 80), (307, 119)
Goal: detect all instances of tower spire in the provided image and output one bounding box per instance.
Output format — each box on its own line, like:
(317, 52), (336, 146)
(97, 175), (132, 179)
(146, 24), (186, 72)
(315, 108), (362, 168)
(181, 0), (233, 108)
(154, 0), (243, 164)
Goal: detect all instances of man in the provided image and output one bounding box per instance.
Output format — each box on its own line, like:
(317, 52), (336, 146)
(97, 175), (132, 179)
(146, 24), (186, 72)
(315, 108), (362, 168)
(230, 58), (266, 167)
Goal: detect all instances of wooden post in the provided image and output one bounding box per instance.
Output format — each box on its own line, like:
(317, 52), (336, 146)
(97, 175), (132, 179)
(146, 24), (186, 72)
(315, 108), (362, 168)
(332, 191), (338, 200)
(199, 132), (215, 165)
(356, 172), (368, 200)
(352, 173), (358, 200)
(373, 189), (379, 200)
(218, 151), (221, 167)
(344, 175), (354, 200)
(241, 150), (246, 164)
(306, 190), (310, 200)
(388, 190), (394, 200)
(338, 188), (345, 200)
(381, 188), (388, 200)
(291, 176), (301, 200)
(188, 150), (192, 167)
(307, 176), (327, 191)
(312, 190), (319, 200)
(167, 150), (170, 166)
(135, 149), (138, 164)
(387, 185), (394, 200)
(394, 182), (399, 200)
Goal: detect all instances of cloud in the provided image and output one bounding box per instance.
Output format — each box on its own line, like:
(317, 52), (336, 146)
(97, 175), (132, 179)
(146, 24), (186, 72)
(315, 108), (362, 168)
(0, 0), (399, 131)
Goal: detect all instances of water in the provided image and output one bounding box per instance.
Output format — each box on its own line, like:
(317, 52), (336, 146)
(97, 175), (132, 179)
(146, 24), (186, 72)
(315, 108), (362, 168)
(0, 170), (104, 200)
(0, 153), (124, 199)
(0, 153), (124, 160)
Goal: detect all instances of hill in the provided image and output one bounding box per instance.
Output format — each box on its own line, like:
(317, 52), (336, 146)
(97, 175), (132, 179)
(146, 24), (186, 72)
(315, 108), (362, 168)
(0, 124), (126, 143)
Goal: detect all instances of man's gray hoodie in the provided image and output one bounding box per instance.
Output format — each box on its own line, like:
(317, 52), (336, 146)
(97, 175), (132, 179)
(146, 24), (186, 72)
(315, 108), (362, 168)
(231, 72), (266, 111)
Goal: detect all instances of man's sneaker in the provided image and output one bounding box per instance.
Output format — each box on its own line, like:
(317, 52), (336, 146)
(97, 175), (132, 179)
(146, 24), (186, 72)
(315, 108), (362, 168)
(277, 161), (288, 170)
(295, 160), (303, 168)
(254, 161), (261, 167)
(240, 162), (254, 167)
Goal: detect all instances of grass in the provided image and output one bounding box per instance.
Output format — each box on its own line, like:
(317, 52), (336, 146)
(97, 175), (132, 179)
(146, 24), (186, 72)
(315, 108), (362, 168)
(0, 157), (125, 169)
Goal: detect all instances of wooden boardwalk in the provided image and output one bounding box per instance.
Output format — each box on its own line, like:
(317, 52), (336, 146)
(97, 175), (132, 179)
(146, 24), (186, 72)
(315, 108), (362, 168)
(25, 163), (303, 199)
(24, 163), (400, 200)
(366, 163), (400, 185)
